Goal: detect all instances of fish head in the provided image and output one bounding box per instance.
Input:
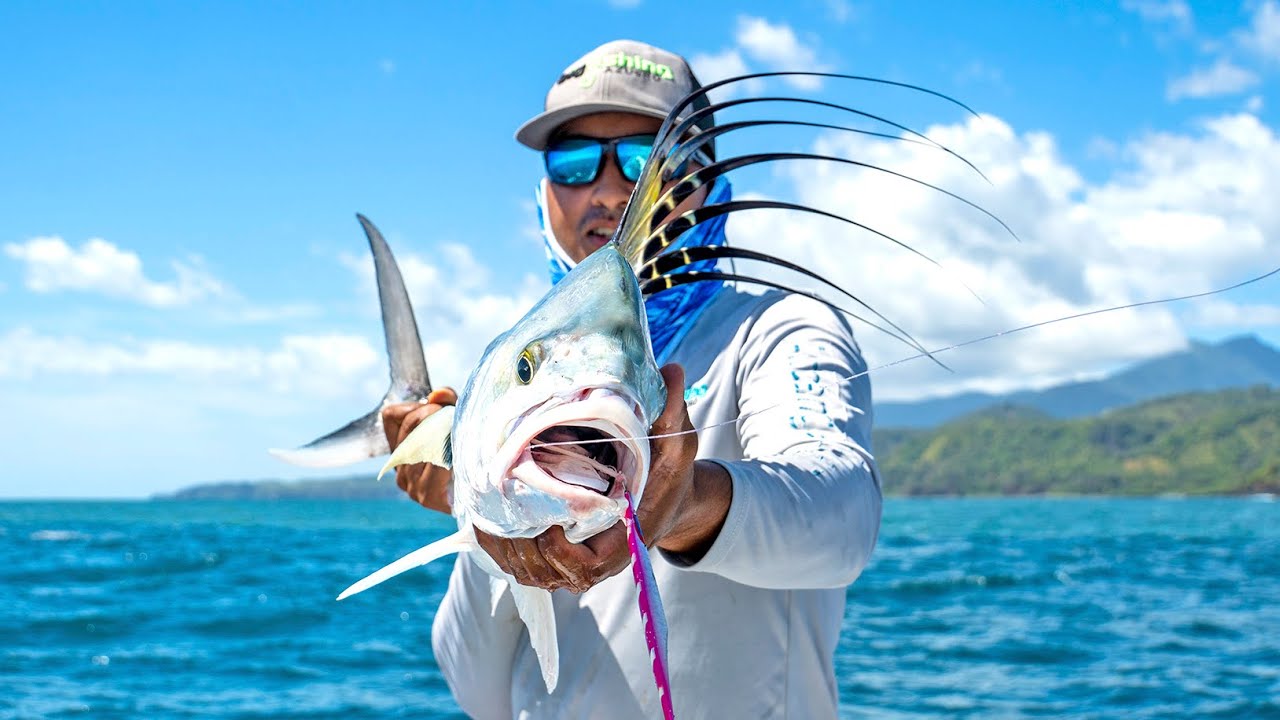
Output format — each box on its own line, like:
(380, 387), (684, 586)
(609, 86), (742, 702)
(453, 244), (668, 542)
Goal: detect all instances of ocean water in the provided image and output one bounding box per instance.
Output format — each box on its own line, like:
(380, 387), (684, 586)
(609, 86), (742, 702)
(2, 498), (1277, 719)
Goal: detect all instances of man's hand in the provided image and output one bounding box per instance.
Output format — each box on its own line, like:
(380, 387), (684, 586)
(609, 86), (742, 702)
(475, 363), (733, 593)
(382, 388), (458, 515)
(475, 524), (628, 594)
(637, 364), (732, 561)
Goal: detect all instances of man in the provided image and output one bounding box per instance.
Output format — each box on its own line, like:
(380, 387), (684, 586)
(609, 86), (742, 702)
(383, 40), (881, 719)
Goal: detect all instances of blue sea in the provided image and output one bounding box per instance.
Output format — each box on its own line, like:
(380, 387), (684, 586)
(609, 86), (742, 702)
(2, 498), (1278, 719)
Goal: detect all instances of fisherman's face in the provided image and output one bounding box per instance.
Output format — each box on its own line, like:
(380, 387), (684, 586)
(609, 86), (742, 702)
(546, 112), (708, 264)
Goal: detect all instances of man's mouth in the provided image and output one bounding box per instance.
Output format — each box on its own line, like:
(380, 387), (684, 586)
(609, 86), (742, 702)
(585, 227), (614, 245)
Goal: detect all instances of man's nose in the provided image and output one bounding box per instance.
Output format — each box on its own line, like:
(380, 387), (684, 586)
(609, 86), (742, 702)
(590, 154), (635, 210)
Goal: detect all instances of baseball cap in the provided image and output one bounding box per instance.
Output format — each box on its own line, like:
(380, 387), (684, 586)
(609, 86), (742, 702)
(516, 39), (715, 160)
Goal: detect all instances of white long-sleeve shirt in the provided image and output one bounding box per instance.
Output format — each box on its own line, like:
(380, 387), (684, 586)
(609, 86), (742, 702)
(432, 287), (883, 719)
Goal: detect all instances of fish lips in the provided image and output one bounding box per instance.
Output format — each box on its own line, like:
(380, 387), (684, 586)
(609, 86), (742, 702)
(494, 386), (651, 543)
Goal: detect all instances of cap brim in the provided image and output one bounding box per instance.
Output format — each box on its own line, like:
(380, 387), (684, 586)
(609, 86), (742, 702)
(515, 102), (672, 150)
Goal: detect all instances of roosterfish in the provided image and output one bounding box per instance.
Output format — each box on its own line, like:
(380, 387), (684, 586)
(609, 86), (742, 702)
(274, 71), (1018, 719)
(345, 238), (671, 696)
(273, 210), (679, 710)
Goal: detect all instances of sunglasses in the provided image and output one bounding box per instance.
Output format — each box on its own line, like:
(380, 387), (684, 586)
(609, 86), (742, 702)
(544, 134), (658, 186)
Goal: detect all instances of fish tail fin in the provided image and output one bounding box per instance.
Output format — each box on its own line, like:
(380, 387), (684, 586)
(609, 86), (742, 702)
(270, 214), (432, 468)
(508, 581), (560, 693)
(623, 490), (674, 720)
(268, 405), (392, 468)
(336, 525), (475, 601)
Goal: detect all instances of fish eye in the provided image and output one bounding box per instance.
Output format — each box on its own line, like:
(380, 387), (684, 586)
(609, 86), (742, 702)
(516, 350), (536, 384)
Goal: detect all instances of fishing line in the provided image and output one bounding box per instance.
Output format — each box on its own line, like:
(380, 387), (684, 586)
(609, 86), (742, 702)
(529, 263), (1280, 450)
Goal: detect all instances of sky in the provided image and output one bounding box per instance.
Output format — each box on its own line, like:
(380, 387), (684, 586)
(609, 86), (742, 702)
(2, 0), (1279, 498)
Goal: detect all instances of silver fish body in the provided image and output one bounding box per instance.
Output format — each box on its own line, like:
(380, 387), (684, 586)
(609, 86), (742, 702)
(333, 242), (669, 693)
(452, 243), (667, 542)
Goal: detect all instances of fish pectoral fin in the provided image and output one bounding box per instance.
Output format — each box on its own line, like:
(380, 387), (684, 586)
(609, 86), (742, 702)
(489, 576), (507, 618)
(377, 405), (455, 480)
(507, 580), (559, 693)
(336, 526), (474, 601)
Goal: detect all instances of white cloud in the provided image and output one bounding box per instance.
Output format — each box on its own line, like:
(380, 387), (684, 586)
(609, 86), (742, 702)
(1127, 0), (1279, 104)
(824, 0), (853, 23)
(691, 16), (830, 98)
(1187, 299), (1280, 326)
(1167, 58), (1260, 100)
(735, 17), (830, 90)
(0, 234), (545, 495)
(343, 241), (547, 388)
(3, 236), (225, 307)
(0, 327), (382, 398)
(955, 60), (1005, 88)
(0, 236), (549, 499)
(1122, 0), (1193, 32)
(723, 110), (1280, 401)
(1086, 136), (1121, 161)
(1245, 95), (1264, 113)
(207, 302), (323, 325)
(0, 335), (389, 498)
(689, 48), (760, 102)
(1238, 0), (1280, 62)
(690, 48), (751, 86)
(9, 109), (1280, 494)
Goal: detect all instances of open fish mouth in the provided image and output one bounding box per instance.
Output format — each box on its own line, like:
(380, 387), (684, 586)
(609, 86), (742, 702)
(501, 387), (649, 505)
(524, 425), (629, 496)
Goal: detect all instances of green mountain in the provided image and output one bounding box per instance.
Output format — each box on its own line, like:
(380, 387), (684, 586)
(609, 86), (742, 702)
(876, 335), (1280, 428)
(156, 474), (401, 500)
(160, 387), (1280, 500)
(873, 386), (1280, 496)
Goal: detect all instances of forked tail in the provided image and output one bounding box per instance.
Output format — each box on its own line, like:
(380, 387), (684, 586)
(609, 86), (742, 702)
(270, 214), (432, 467)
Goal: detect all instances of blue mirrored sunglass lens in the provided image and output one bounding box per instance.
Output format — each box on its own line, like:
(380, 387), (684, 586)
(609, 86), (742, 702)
(545, 140), (603, 185)
(615, 137), (654, 182)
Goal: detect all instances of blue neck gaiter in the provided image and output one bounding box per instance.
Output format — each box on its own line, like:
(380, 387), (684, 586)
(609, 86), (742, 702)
(536, 176), (733, 363)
